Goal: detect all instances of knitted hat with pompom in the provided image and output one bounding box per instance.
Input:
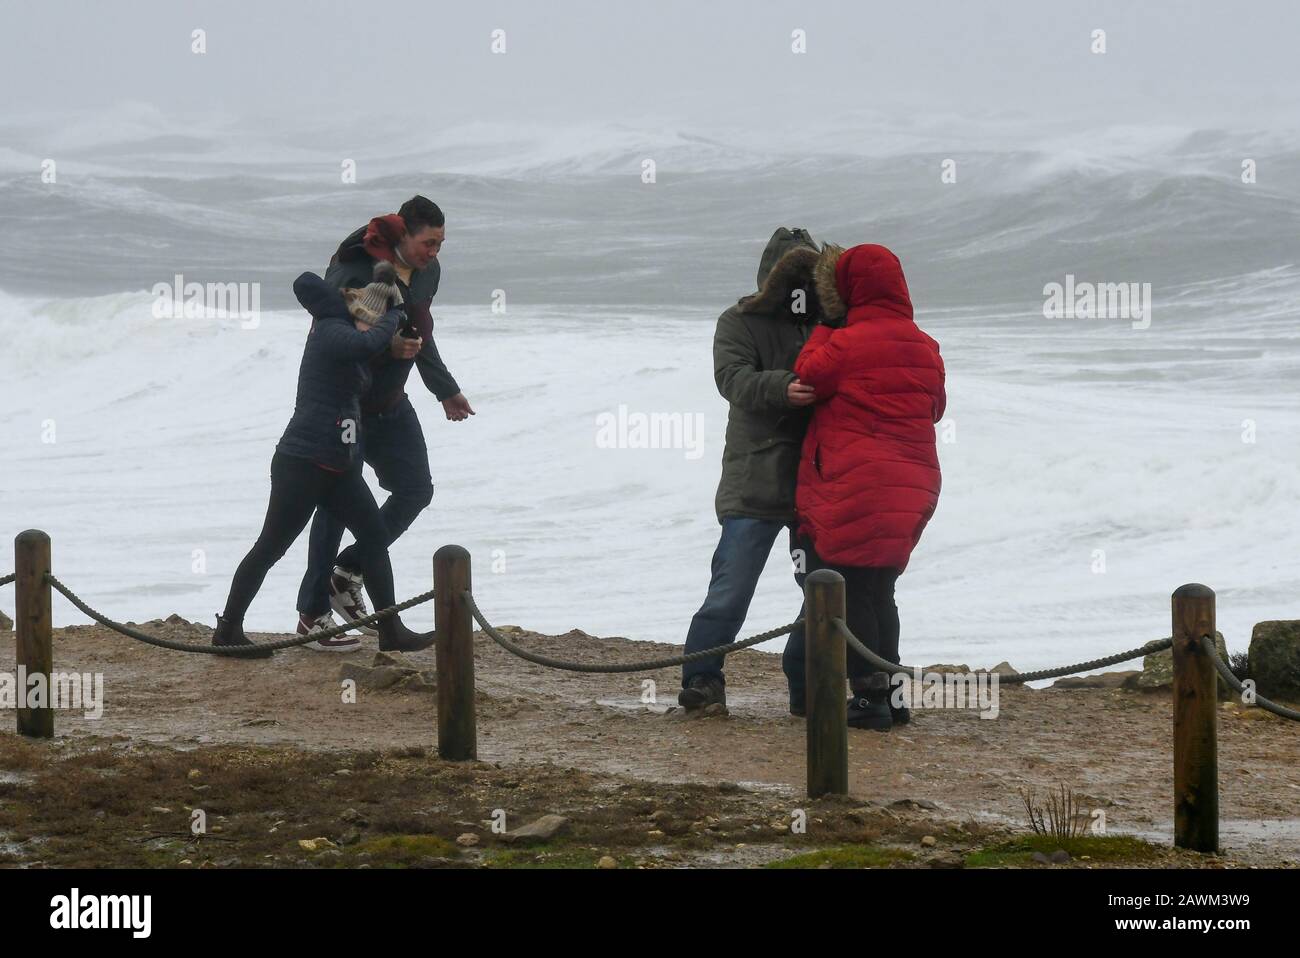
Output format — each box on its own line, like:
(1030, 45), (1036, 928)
(342, 260), (405, 324)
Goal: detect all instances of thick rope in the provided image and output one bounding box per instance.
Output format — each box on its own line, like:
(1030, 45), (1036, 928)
(0, 573), (14, 587)
(832, 617), (1173, 684)
(1199, 634), (1300, 722)
(45, 572), (434, 656)
(464, 588), (799, 673)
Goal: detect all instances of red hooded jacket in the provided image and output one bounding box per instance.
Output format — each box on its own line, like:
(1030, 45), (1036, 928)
(794, 244), (945, 571)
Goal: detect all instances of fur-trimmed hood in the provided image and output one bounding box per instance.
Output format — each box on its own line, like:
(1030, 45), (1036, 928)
(815, 242), (913, 323)
(738, 245), (821, 317)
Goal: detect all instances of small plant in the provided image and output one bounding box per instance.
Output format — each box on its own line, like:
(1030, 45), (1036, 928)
(1019, 784), (1089, 841)
(1228, 651), (1251, 683)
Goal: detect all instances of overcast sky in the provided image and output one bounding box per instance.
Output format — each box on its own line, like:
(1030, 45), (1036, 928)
(4, 0), (1298, 139)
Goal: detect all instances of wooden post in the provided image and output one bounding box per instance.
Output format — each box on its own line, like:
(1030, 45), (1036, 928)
(1172, 583), (1218, 853)
(433, 544), (476, 760)
(14, 530), (53, 739)
(805, 568), (848, 798)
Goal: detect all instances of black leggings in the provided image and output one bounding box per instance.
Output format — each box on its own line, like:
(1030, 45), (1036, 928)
(222, 451), (396, 625)
(783, 532), (901, 693)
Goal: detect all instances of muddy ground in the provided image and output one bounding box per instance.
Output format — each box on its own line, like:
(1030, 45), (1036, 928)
(0, 618), (1297, 868)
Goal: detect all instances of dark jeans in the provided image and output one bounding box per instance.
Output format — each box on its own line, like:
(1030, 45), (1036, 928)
(783, 534), (901, 704)
(296, 397), (434, 616)
(682, 517), (798, 687)
(223, 451), (396, 625)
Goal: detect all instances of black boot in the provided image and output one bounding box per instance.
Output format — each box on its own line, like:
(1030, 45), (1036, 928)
(847, 672), (892, 731)
(678, 675), (727, 712)
(212, 614), (274, 659)
(377, 614), (435, 653)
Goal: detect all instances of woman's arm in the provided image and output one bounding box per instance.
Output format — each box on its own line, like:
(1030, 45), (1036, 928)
(793, 325), (846, 399)
(313, 308), (401, 362)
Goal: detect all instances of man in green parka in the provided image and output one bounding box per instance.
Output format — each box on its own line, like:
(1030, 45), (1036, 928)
(679, 227), (823, 711)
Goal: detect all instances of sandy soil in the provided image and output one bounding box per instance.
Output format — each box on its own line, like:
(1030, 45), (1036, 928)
(0, 617), (1297, 867)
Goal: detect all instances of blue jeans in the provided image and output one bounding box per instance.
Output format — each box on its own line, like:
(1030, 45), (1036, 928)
(296, 397), (434, 616)
(682, 517), (798, 687)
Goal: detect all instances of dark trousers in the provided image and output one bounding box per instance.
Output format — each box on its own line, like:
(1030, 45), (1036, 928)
(223, 451), (396, 624)
(682, 517), (798, 687)
(296, 397), (433, 616)
(783, 534), (901, 704)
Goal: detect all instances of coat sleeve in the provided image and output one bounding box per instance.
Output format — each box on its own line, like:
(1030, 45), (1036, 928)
(714, 310), (794, 412)
(415, 335), (461, 401)
(793, 325), (846, 399)
(313, 309), (401, 362)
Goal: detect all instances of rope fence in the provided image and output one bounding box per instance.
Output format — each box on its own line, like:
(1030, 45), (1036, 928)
(3, 532), (1297, 850)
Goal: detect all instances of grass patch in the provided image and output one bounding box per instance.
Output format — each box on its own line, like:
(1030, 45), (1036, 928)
(965, 833), (1163, 868)
(766, 844), (913, 869)
(349, 834), (459, 865)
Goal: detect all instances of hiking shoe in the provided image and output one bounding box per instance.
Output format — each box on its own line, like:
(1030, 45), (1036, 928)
(297, 611), (362, 653)
(846, 694), (892, 731)
(678, 675), (727, 711)
(212, 614), (274, 659)
(889, 702), (912, 725)
(377, 615), (435, 653)
(329, 567), (377, 636)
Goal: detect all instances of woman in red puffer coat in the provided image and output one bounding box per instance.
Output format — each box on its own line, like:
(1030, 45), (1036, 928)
(782, 242), (945, 731)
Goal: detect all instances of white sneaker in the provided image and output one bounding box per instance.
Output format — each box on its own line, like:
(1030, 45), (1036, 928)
(328, 567), (378, 637)
(297, 611), (363, 653)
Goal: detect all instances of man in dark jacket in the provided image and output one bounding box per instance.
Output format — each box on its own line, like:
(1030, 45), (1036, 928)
(295, 195), (474, 650)
(679, 227), (822, 710)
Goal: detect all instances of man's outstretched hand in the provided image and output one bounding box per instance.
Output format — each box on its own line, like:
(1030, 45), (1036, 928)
(442, 393), (475, 421)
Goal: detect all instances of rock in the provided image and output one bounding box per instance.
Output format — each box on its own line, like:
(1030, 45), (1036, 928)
(501, 814), (569, 845)
(1030, 851), (1051, 865)
(372, 651), (416, 671)
(1051, 670), (1141, 690)
(924, 664), (970, 674)
(920, 835), (937, 847)
(597, 855), (618, 869)
(298, 838), (336, 851)
(1049, 849), (1071, 864)
(187, 769), (202, 780)
(339, 662), (371, 684)
(361, 665), (410, 686)
(338, 829), (362, 846)
(165, 613), (186, 625)
(0, 610), (13, 631)
(1134, 633), (1231, 698)
(1248, 621), (1300, 701)
(456, 833), (480, 847)
(988, 661), (1018, 676)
